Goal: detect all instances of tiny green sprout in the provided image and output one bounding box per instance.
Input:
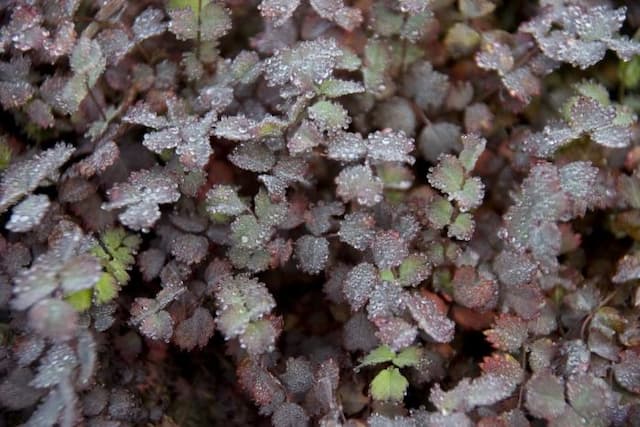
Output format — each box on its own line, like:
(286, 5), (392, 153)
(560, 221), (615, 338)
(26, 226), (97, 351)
(358, 345), (422, 402)
(379, 269), (395, 282)
(358, 345), (396, 368)
(64, 229), (141, 312)
(370, 366), (409, 402)
(91, 227), (142, 287)
(358, 344), (422, 370)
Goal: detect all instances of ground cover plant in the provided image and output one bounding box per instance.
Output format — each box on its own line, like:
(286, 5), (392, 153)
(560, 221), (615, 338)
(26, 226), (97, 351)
(2, 0), (640, 425)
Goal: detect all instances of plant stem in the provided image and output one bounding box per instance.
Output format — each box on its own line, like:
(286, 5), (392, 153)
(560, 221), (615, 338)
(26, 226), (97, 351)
(86, 82), (108, 121)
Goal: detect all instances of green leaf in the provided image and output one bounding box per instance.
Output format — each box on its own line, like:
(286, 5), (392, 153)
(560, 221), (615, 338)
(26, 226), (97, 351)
(574, 81), (611, 106)
(254, 188), (287, 227)
(370, 3), (403, 37)
(619, 56), (640, 89)
(100, 228), (126, 254)
(169, 0), (200, 11)
(370, 366), (408, 401)
(448, 212), (475, 240)
(336, 47), (361, 71)
(70, 37), (105, 87)
(230, 51), (262, 84)
(458, 134), (486, 173)
(428, 155), (464, 196)
(316, 78), (364, 98)
(308, 100), (350, 132)
(401, 12), (430, 42)
(360, 345), (396, 367)
(238, 316), (281, 355)
(255, 115), (288, 138)
(427, 197), (454, 229)
(65, 289), (92, 312)
(206, 185), (247, 217)
(214, 275), (276, 339)
(363, 40), (391, 96)
(398, 253), (431, 287)
(614, 106), (635, 127)
(200, 2), (232, 41)
(91, 228), (141, 286)
(122, 233), (143, 250)
(110, 248), (134, 269)
(94, 273), (119, 304)
(107, 260), (129, 285)
(379, 269), (395, 282)
(453, 177), (485, 212)
(392, 346), (422, 368)
(230, 214), (270, 249)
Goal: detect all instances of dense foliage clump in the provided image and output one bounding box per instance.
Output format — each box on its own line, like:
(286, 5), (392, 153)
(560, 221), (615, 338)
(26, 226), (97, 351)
(2, 0), (640, 425)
